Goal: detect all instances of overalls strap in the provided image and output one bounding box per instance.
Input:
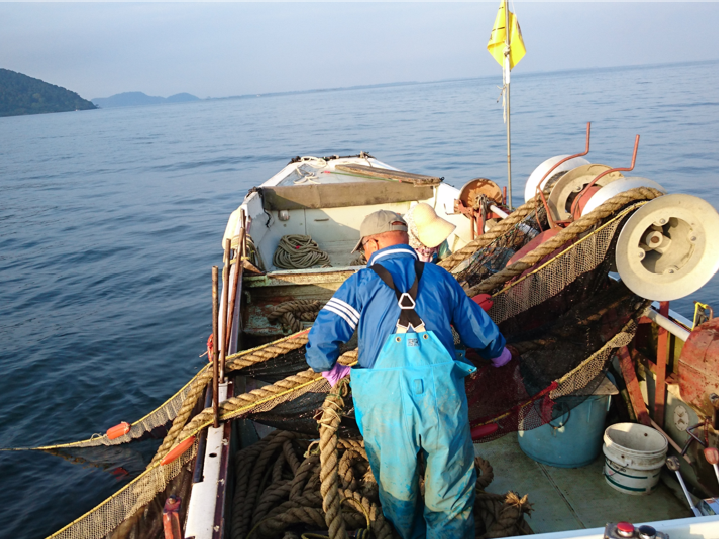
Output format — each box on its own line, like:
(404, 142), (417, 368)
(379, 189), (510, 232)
(371, 261), (426, 334)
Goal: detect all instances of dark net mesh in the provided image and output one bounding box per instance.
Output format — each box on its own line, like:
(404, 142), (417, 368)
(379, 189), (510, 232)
(465, 281), (648, 442)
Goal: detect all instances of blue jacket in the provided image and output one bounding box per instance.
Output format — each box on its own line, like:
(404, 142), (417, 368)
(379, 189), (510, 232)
(306, 244), (506, 371)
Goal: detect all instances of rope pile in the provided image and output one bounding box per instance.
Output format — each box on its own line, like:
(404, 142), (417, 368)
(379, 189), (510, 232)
(269, 301), (325, 333)
(274, 235), (331, 269)
(229, 379), (533, 539)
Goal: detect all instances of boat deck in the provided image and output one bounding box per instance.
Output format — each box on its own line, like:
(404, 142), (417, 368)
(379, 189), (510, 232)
(475, 433), (691, 533)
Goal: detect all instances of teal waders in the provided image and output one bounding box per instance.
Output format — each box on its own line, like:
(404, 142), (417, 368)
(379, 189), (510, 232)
(350, 261), (477, 539)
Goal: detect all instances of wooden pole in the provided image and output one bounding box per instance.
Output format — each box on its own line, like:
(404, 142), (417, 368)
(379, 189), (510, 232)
(211, 266), (220, 429)
(504, 0), (513, 210)
(225, 210), (245, 354)
(219, 239), (231, 381)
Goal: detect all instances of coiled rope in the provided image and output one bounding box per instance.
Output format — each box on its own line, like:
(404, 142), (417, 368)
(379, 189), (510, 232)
(273, 235), (330, 269)
(465, 187), (663, 296)
(268, 301), (325, 334)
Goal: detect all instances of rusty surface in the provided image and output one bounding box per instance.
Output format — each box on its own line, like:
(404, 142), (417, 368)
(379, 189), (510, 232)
(679, 317), (719, 416)
(655, 301), (670, 429)
(571, 133), (639, 217)
(618, 345), (651, 426)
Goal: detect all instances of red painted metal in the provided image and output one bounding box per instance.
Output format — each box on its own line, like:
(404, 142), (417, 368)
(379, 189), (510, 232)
(163, 495), (182, 539)
(678, 317), (719, 416)
(655, 301), (670, 429)
(571, 134), (639, 218)
(470, 423), (499, 439)
(618, 346), (651, 426)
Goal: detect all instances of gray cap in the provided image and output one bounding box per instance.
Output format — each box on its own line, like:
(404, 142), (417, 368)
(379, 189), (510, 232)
(351, 210), (408, 253)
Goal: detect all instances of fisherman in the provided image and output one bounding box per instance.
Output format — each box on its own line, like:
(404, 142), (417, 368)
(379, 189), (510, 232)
(306, 210), (512, 539)
(403, 202), (455, 263)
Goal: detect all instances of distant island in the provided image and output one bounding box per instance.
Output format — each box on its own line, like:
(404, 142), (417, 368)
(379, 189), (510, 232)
(92, 92), (200, 108)
(0, 68), (97, 117)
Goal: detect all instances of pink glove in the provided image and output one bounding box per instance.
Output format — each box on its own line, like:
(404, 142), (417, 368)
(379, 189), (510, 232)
(490, 346), (512, 368)
(321, 363), (351, 387)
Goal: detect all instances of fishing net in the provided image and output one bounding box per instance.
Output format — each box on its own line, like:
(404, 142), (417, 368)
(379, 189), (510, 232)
(36, 191), (662, 539)
(465, 282), (648, 442)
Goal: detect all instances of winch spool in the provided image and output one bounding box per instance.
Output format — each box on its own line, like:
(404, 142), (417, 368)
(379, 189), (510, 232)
(524, 155), (590, 203)
(615, 194), (719, 301)
(580, 177), (667, 217)
(458, 178), (504, 207)
(547, 164), (623, 222)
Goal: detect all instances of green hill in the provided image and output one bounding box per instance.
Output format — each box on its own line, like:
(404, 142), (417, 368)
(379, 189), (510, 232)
(0, 68), (97, 117)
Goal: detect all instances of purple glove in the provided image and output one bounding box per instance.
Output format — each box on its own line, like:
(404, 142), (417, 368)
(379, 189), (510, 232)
(321, 363), (351, 387)
(490, 346), (512, 368)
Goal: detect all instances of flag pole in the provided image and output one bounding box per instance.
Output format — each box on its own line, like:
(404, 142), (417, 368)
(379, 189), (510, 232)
(504, 1), (513, 210)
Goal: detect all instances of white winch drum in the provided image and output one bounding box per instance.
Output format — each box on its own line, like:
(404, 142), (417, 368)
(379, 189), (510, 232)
(615, 193), (719, 301)
(546, 164), (623, 221)
(524, 155), (590, 203)
(580, 177), (667, 216)
(603, 423), (667, 495)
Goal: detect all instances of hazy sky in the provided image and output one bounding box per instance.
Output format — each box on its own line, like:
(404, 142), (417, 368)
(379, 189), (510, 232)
(2, 2), (718, 100)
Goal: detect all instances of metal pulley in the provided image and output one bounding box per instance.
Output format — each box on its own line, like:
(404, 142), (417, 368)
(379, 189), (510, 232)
(524, 155), (590, 203)
(615, 194), (719, 301)
(546, 164), (623, 221)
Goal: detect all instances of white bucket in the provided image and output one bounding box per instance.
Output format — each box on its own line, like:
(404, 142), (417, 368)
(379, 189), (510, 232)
(602, 422), (668, 495)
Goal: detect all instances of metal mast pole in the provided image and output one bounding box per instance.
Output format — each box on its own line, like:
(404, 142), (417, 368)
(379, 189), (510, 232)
(505, 1), (513, 209)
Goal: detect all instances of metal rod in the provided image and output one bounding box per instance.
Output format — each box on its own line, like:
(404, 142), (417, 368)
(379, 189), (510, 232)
(534, 122), (591, 229)
(571, 134), (639, 217)
(219, 239), (231, 381)
(646, 308), (691, 342)
(505, 0), (513, 210)
(650, 418), (692, 464)
(211, 266), (220, 429)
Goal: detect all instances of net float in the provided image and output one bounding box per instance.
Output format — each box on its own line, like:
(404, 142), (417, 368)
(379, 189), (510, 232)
(160, 436), (196, 466)
(106, 421), (130, 440)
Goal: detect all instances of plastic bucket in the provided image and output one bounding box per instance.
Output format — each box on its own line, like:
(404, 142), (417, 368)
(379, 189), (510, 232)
(603, 423), (667, 495)
(518, 394), (612, 468)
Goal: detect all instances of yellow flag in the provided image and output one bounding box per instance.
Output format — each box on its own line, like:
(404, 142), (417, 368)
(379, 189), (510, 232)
(487, 0), (526, 70)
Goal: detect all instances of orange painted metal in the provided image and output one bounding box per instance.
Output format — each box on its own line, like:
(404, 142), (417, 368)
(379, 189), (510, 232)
(534, 122), (591, 229)
(571, 134), (639, 217)
(654, 301), (670, 429)
(162, 495), (182, 539)
(106, 421), (131, 440)
(618, 346), (651, 426)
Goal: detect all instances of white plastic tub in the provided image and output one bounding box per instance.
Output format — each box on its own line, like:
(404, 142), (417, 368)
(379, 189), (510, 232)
(603, 422), (668, 495)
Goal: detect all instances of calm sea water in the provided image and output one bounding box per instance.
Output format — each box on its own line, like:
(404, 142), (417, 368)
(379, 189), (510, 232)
(1, 61), (718, 538)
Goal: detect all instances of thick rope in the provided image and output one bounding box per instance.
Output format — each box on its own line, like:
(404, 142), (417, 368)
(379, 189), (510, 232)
(147, 367), (212, 467)
(226, 334), (309, 372)
(439, 191), (544, 271)
(466, 187), (663, 296)
(171, 350), (358, 454)
(268, 301), (324, 334)
(273, 234), (330, 269)
(318, 379), (350, 539)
